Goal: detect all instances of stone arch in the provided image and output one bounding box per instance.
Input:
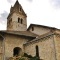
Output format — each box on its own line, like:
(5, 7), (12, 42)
(13, 47), (22, 56)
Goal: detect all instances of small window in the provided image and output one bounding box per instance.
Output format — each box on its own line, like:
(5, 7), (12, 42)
(21, 18), (23, 24)
(36, 45), (39, 58)
(32, 27), (34, 31)
(9, 18), (12, 24)
(18, 18), (20, 23)
(20, 8), (21, 11)
(18, 18), (23, 24)
(10, 18), (12, 23)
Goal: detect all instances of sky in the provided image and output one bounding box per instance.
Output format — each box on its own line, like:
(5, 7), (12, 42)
(0, 0), (60, 30)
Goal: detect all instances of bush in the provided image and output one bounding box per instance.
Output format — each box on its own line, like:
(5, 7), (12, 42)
(30, 56), (39, 60)
(24, 53), (32, 58)
(24, 53), (40, 60)
(19, 57), (25, 60)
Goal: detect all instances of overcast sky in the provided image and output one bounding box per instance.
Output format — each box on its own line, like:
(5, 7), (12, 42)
(0, 0), (60, 30)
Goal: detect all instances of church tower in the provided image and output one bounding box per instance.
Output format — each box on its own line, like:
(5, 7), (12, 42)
(7, 0), (27, 31)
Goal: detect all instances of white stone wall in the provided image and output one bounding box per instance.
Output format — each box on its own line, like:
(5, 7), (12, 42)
(29, 26), (50, 35)
(24, 35), (56, 60)
(7, 12), (27, 31)
(55, 30), (60, 34)
(5, 34), (28, 59)
(54, 34), (60, 60)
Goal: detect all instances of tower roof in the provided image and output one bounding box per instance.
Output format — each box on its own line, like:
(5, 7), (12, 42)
(7, 0), (27, 19)
(14, 0), (20, 7)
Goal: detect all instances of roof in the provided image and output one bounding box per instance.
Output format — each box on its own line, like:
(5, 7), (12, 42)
(24, 31), (55, 45)
(0, 30), (38, 38)
(27, 24), (57, 31)
(7, 0), (27, 19)
(24, 30), (60, 45)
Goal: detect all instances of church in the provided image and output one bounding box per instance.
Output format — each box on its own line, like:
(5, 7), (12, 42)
(0, 0), (60, 60)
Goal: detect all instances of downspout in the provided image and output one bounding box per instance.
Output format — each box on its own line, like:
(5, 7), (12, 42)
(53, 34), (57, 60)
(3, 37), (5, 60)
(0, 34), (5, 60)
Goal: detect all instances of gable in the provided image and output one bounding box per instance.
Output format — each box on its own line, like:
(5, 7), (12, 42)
(27, 24), (56, 35)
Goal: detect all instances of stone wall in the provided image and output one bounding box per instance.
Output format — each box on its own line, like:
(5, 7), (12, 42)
(54, 34), (60, 60)
(5, 34), (28, 59)
(24, 35), (56, 60)
(29, 26), (51, 35)
(7, 12), (27, 31)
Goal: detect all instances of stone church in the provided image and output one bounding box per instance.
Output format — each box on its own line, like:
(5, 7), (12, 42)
(0, 0), (60, 60)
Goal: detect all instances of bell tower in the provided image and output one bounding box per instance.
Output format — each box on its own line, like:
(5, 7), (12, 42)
(7, 0), (27, 31)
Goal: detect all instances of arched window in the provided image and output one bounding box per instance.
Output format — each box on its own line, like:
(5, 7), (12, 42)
(21, 18), (23, 24)
(13, 47), (22, 56)
(18, 18), (23, 24)
(20, 8), (21, 11)
(9, 18), (12, 25)
(18, 18), (20, 23)
(36, 45), (39, 58)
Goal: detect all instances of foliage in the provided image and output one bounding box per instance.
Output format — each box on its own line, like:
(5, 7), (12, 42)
(9, 53), (40, 60)
(19, 57), (25, 60)
(24, 53), (32, 58)
(24, 53), (40, 60)
(17, 53), (40, 60)
(30, 56), (39, 60)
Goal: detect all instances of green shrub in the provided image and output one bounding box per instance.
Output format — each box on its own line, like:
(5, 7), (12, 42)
(9, 53), (40, 60)
(24, 53), (32, 58)
(23, 53), (40, 60)
(30, 56), (39, 60)
(19, 58), (25, 60)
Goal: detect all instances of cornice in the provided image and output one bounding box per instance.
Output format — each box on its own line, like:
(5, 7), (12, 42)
(24, 32), (55, 46)
(24, 32), (60, 46)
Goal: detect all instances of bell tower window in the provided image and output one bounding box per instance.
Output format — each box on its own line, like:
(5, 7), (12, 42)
(20, 8), (21, 11)
(18, 18), (23, 24)
(18, 18), (20, 23)
(9, 18), (12, 24)
(11, 18), (12, 21)
(21, 18), (23, 24)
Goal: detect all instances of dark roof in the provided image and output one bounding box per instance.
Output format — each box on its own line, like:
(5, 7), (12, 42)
(27, 24), (57, 31)
(0, 30), (38, 38)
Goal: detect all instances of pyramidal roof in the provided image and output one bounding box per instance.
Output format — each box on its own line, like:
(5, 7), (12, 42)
(7, 0), (27, 19)
(15, 0), (19, 4)
(14, 0), (20, 7)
